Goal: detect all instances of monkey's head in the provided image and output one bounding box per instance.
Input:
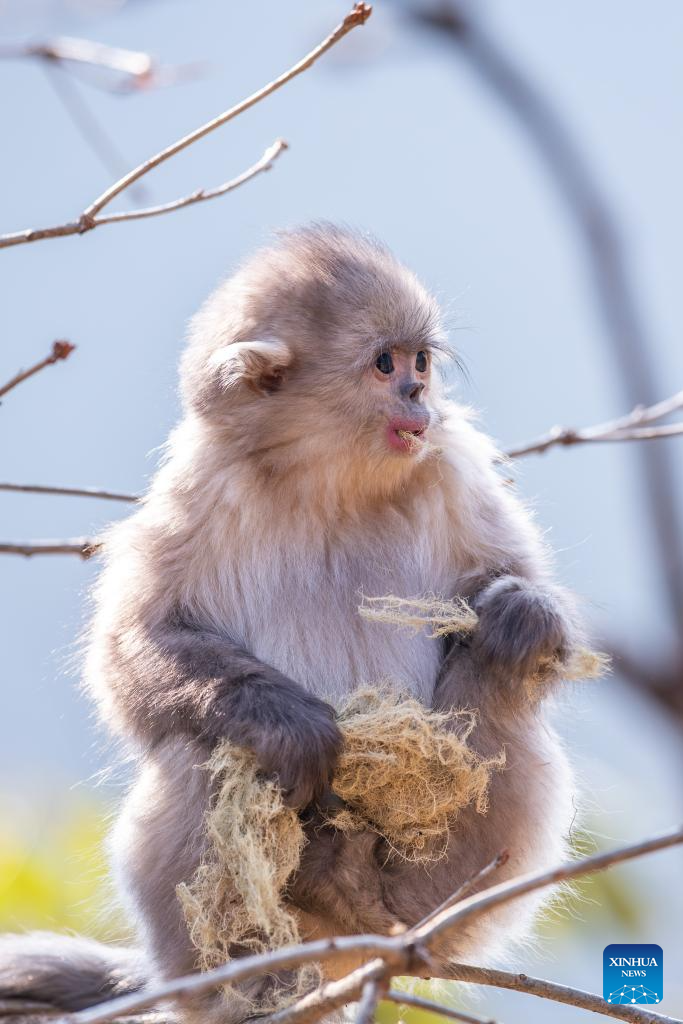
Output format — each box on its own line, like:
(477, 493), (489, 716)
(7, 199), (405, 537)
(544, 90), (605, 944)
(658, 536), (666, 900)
(181, 225), (452, 496)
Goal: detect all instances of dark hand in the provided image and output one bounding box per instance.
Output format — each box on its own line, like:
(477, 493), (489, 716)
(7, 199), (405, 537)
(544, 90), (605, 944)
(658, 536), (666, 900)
(471, 575), (572, 682)
(205, 674), (342, 809)
(253, 695), (342, 809)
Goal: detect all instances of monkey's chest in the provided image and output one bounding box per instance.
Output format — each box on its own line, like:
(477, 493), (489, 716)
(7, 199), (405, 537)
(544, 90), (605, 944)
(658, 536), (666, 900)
(217, 541), (453, 707)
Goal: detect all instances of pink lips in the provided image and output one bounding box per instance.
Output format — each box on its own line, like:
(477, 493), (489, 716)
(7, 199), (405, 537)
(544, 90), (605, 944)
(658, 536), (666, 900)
(387, 417), (428, 452)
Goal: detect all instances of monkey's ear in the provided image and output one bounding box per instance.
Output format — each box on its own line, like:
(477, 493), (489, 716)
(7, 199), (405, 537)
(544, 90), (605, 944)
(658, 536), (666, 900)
(209, 338), (293, 395)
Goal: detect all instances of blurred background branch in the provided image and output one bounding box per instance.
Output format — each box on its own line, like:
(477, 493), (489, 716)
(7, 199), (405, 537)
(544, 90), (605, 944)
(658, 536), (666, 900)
(0, 35), (205, 92)
(0, 35), (206, 201)
(409, 0), (683, 727)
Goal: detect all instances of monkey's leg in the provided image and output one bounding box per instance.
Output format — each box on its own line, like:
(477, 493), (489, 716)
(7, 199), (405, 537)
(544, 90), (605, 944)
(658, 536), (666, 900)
(287, 809), (405, 938)
(376, 642), (574, 965)
(111, 739), (276, 1024)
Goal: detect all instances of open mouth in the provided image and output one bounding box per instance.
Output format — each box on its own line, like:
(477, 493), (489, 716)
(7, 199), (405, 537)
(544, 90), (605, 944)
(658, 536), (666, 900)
(387, 418), (429, 452)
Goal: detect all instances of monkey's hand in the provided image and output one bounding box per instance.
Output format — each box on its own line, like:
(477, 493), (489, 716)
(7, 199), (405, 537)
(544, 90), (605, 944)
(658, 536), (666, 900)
(204, 674), (342, 809)
(470, 575), (573, 684)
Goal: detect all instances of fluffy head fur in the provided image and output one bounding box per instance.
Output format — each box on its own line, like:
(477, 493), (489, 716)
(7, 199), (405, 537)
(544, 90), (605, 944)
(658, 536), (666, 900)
(179, 224), (451, 501)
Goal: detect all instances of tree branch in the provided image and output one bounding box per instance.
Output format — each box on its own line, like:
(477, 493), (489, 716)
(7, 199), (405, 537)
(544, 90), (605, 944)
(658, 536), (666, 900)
(93, 139), (287, 226)
(62, 938), (402, 1024)
(353, 978), (385, 1024)
(441, 965), (675, 1024)
(412, 825), (683, 946)
(0, 483), (137, 502)
(0, 341), (75, 399)
(52, 826), (683, 1024)
(386, 990), (497, 1024)
(0, 139), (287, 247)
(80, 2), (370, 219)
(505, 390), (683, 458)
(0, 4), (371, 250)
(265, 961), (387, 1024)
(411, 849), (509, 931)
(0, 540), (98, 558)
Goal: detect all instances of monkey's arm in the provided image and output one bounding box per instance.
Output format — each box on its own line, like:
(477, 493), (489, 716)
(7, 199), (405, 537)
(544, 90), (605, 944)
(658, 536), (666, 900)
(439, 454), (582, 707)
(98, 618), (341, 808)
(434, 578), (579, 718)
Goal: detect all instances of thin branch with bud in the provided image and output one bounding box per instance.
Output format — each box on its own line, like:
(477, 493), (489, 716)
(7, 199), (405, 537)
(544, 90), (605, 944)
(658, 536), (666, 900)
(0, 341), (75, 400)
(0, 4), (372, 250)
(505, 390), (683, 458)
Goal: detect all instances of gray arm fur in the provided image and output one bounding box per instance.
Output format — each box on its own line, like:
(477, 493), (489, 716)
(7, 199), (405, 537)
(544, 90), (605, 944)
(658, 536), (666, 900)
(100, 615), (341, 808)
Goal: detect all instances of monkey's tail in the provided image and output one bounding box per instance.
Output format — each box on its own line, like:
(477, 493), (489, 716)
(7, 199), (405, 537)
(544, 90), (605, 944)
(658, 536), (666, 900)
(0, 932), (146, 1012)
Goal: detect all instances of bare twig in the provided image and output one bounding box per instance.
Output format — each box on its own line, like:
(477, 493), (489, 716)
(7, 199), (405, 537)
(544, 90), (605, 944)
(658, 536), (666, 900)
(61, 938), (401, 1024)
(412, 824), (683, 945)
(0, 4), (372, 250)
(412, 1), (683, 628)
(80, 3), (370, 219)
(55, 826), (683, 1024)
(0, 483), (138, 502)
(412, 849), (509, 930)
(505, 389), (683, 458)
(0, 340), (75, 399)
(0, 540), (98, 558)
(386, 990), (497, 1024)
(507, 423), (683, 458)
(354, 978), (384, 1024)
(0, 37), (153, 72)
(93, 139), (288, 226)
(608, 389), (683, 427)
(0, 37), (203, 93)
(0, 140), (287, 247)
(265, 961), (387, 1024)
(442, 965), (676, 1024)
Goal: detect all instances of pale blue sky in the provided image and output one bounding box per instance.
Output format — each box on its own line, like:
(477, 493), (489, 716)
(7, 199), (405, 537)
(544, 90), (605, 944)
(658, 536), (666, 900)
(1, 1), (682, 1013)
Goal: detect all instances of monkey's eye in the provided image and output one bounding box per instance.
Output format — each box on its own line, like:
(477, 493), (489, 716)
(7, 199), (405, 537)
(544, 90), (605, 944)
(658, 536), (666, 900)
(375, 352), (394, 375)
(415, 350), (428, 373)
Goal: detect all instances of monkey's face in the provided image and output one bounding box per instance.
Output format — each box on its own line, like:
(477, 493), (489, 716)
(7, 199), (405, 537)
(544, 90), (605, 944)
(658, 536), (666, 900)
(367, 345), (432, 456)
(194, 331), (443, 497)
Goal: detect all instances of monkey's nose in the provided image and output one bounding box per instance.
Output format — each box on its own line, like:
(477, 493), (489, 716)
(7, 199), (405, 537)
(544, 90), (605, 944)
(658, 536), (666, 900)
(400, 380), (425, 402)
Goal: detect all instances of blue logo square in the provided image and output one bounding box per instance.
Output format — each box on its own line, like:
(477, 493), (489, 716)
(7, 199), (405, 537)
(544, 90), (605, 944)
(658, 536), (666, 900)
(603, 944), (663, 1005)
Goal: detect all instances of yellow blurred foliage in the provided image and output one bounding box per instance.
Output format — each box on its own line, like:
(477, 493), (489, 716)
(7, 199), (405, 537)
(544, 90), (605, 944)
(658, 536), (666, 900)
(0, 795), (127, 942)
(376, 979), (463, 1024)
